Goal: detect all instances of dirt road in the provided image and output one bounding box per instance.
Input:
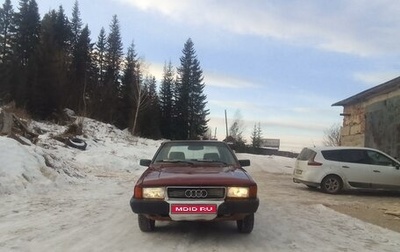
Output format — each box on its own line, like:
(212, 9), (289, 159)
(257, 170), (400, 233)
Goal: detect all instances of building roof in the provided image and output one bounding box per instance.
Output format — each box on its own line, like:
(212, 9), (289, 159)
(332, 76), (400, 106)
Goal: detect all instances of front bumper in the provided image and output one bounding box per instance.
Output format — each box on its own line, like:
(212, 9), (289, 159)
(130, 197), (259, 219)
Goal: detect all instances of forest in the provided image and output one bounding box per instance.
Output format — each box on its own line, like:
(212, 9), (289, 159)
(0, 0), (209, 140)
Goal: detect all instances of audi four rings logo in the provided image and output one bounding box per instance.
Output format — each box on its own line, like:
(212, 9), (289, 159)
(185, 189), (208, 198)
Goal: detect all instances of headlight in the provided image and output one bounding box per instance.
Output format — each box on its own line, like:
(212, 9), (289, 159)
(143, 187), (165, 199)
(227, 187), (249, 198)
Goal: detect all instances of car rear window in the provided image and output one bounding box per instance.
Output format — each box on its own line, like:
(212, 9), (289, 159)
(297, 148), (317, 161)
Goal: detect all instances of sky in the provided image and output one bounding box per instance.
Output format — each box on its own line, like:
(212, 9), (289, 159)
(8, 0), (400, 151)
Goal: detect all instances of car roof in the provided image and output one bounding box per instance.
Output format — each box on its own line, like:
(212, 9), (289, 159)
(161, 140), (225, 144)
(302, 146), (382, 152)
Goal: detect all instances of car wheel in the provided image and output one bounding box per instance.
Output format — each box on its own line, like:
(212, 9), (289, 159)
(138, 214), (155, 232)
(321, 175), (343, 194)
(67, 137), (87, 150)
(236, 213), (254, 233)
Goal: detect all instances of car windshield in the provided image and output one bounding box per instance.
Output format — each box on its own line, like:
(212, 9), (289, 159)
(154, 142), (237, 166)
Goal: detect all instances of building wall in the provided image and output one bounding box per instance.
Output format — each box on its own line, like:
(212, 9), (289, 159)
(340, 89), (400, 158)
(365, 95), (400, 158)
(340, 104), (365, 147)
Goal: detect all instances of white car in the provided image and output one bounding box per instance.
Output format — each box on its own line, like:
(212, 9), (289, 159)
(293, 146), (400, 194)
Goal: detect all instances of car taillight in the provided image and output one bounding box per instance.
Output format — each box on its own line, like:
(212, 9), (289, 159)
(134, 186), (143, 199)
(308, 160), (322, 166)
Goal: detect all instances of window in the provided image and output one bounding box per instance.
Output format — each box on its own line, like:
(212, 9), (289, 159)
(366, 151), (394, 166)
(321, 150), (342, 162)
(297, 148), (317, 161)
(322, 149), (371, 164)
(155, 142), (237, 165)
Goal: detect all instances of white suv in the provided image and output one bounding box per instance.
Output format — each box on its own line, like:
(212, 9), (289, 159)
(293, 147), (400, 194)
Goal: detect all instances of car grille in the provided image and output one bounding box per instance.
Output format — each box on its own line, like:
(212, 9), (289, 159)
(167, 187), (225, 199)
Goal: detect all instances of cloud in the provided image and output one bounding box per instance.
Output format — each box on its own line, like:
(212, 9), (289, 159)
(117, 0), (400, 56)
(204, 72), (260, 88)
(146, 62), (164, 80)
(209, 100), (261, 111)
(146, 60), (260, 89)
(353, 71), (400, 86)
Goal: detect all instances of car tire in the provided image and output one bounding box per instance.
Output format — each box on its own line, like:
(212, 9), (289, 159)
(321, 175), (343, 194)
(138, 214), (155, 232)
(236, 213), (254, 233)
(67, 137), (87, 150)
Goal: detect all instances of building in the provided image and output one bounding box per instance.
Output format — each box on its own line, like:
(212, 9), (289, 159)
(332, 76), (400, 158)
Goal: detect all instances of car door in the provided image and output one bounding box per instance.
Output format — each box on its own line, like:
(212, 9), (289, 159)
(337, 149), (375, 188)
(365, 150), (400, 189)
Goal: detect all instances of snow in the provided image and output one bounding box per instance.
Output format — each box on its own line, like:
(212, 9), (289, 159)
(0, 117), (399, 251)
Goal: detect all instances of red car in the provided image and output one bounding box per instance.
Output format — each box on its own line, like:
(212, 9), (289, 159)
(130, 140), (259, 233)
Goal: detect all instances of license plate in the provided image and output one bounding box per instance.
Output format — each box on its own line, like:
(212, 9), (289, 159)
(171, 204), (217, 214)
(295, 169), (302, 175)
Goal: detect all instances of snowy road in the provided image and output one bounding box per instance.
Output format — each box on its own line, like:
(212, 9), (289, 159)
(1, 154), (400, 252)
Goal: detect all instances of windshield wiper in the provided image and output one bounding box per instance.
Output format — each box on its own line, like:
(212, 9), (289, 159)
(196, 160), (229, 165)
(155, 160), (195, 165)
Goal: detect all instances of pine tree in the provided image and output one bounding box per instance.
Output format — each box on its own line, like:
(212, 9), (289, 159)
(70, 0), (82, 49)
(68, 1), (93, 115)
(159, 61), (175, 139)
(28, 10), (63, 118)
(139, 75), (161, 139)
(251, 122), (263, 148)
(105, 14), (122, 87)
(54, 6), (72, 52)
(251, 124), (257, 148)
(119, 41), (139, 129)
(91, 27), (107, 120)
(257, 122), (263, 147)
(94, 27), (106, 85)
(0, 0), (15, 103)
(14, 0), (40, 66)
(71, 24), (92, 115)
(175, 38), (209, 140)
(102, 15), (123, 122)
(0, 0), (15, 63)
(13, 0), (40, 107)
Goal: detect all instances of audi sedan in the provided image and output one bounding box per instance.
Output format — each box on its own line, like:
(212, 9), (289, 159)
(130, 140), (259, 233)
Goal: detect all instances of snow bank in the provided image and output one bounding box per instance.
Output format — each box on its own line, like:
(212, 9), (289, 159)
(238, 153), (295, 174)
(0, 115), (296, 196)
(0, 137), (58, 194)
(0, 117), (162, 195)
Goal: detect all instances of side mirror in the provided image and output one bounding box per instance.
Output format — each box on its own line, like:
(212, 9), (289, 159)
(239, 159), (250, 167)
(139, 159), (151, 166)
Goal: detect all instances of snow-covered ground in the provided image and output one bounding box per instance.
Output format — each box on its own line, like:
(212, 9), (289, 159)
(0, 118), (399, 251)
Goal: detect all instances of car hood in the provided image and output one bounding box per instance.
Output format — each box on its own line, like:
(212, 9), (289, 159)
(139, 164), (254, 186)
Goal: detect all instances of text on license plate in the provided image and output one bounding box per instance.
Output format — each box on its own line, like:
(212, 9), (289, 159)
(171, 204), (217, 214)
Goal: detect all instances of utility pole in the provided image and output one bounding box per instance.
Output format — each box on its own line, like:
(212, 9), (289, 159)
(225, 109), (228, 139)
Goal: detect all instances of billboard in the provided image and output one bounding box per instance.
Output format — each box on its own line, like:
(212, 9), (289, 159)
(261, 138), (280, 149)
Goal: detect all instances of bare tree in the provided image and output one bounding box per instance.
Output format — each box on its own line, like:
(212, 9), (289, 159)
(229, 110), (246, 145)
(323, 123), (342, 146)
(131, 77), (148, 136)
